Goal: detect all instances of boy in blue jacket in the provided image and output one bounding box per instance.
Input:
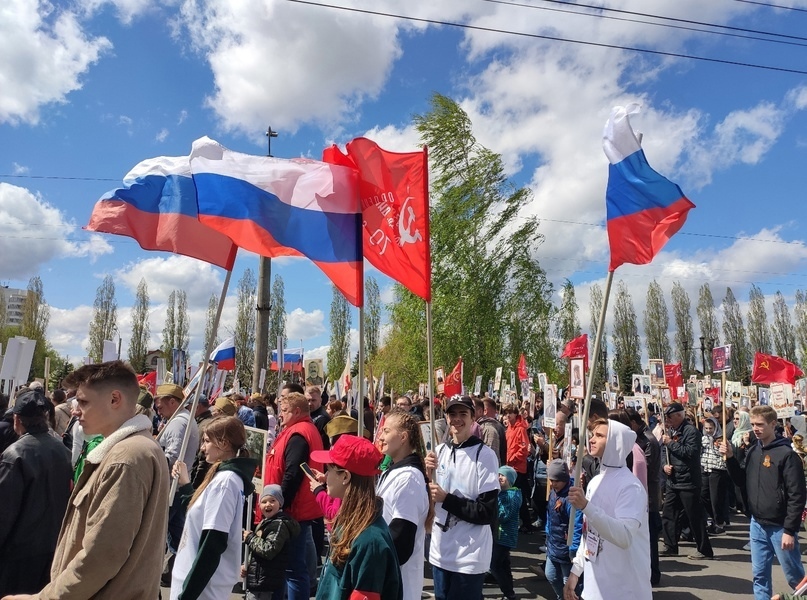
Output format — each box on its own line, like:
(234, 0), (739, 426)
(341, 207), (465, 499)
(492, 465), (522, 600)
(544, 459), (583, 600)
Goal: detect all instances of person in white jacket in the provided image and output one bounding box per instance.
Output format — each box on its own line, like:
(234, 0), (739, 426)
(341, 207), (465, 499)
(563, 418), (651, 600)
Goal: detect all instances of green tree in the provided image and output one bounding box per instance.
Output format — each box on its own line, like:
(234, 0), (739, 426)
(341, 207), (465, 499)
(771, 290), (797, 363)
(21, 276), (51, 380)
(589, 283), (608, 392)
(162, 291), (176, 358)
(267, 275), (287, 391)
(722, 287), (750, 382)
(327, 286), (351, 380)
(234, 268), (257, 385)
(747, 284), (771, 354)
(671, 282), (695, 375)
(796, 290), (807, 367)
(87, 275), (118, 363)
(204, 293), (220, 352)
(176, 290), (189, 352)
(366, 276), (381, 361)
(697, 283), (720, 374)
(556, 279), (581, 382)
(612, 280), (642, 393)
(644, 280), (671, 363)
(128, 278), (150, 372)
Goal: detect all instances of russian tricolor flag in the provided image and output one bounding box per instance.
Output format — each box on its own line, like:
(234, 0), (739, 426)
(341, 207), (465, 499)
(603, 104), (695, 272)
(210, 337), (236, 371)
(189, 137), (363, 306)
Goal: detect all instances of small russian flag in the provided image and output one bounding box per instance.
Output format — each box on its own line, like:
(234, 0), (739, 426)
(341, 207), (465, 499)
(210, 337), (236, 371)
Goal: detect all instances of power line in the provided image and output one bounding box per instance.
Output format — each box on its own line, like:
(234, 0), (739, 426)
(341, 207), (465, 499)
(283, 0), (807, 75)
(731, 0), (807, 14)
(0, 174), (118, 182)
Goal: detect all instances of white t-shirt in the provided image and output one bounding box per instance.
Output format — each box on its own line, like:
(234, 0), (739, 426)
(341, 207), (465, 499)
(428, 441), (499, 574)
(171, 470), (246, 600)
(377, 463), (429, 600)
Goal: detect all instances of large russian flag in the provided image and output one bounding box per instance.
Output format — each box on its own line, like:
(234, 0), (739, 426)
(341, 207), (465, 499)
(189, 137), (364, 306)
(86, 154), (237, 270)
(210, 337), (236, 371)
(603, 104), (695, 273)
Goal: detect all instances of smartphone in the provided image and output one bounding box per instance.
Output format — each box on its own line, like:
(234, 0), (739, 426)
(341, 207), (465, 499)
(300, 462), (317, 482)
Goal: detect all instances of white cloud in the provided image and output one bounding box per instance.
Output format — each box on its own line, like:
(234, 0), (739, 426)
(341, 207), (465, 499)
(286, 308), (326, 341)
(0, 183), (113, 279)
(177, 109), (188, 124)
(0, 0), (111, 125)
(115, 255), (224, 306)
(11, 162), (29, 175)
(155, 127), (169, 142)
(76, 0), (160, 24)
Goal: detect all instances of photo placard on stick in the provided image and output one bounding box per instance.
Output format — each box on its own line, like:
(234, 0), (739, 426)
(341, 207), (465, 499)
(543, 383), (558, 429)
(494, 367), (503, 394)
(649, 359), (665, 386)
(569, 357), (585, 399)
(711, 344), (732, 374)
(243, 426), (268, 488)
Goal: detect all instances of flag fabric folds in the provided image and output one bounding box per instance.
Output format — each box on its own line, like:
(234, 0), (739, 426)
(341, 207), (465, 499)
(210, 337), (236, 371)
(87, 154), (237, 270)
(270, 348), (304, 373)
(560, 334), (589, 371)
(603, 104), (695, 272)
(190, 137), (364, 306)
(340, 356), (352, 393)
(518, 354), (528, 381)
(664, 363), (683, 400)
(323, 138), (431, 302)
(752, 352), (804, 385)
(444, 358), (463, 397)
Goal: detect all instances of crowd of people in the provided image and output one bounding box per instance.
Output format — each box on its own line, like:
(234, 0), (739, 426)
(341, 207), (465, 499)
(1, 361), (807, 600)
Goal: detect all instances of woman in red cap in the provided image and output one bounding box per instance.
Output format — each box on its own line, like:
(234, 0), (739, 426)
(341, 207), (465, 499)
(311, 435), (403, 600)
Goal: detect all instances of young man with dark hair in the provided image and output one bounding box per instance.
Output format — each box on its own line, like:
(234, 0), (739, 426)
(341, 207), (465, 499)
(4, 360), (169, 600)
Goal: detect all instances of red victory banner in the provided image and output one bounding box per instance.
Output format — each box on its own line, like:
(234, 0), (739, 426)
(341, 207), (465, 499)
(752, 352), (804, 386)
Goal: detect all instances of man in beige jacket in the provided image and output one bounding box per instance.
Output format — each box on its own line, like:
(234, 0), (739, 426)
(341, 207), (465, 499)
(2, 360), (169, 600)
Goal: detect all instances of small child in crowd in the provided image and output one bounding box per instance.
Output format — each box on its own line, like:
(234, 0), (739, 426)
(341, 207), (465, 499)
(242, 484), (300, 600)
(492, 465), (522, 600)
(701, 417), (729, 534)
(544, 459), (583, 600)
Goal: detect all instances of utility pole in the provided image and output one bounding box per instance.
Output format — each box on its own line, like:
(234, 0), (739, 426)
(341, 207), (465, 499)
(251, 126), (278, 393)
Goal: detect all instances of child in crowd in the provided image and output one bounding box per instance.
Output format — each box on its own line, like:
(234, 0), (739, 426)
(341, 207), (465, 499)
(242, 485), (301, 600)
(492, 466), (521, 600)
(544, 459), (583, 600)
(701, 417), (729, 533)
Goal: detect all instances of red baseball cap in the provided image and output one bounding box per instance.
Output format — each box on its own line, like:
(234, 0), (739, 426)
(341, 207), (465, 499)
(310, 435), (383, 477)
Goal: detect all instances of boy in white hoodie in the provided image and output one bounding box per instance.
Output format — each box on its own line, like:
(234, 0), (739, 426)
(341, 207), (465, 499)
(563, 418), (651, 600)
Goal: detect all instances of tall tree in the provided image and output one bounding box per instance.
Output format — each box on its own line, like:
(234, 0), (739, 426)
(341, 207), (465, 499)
(176, 290), (190, 352)
(366, 276), (381, 361)
(612, 280), (642, 393)
(671, 281), (695, 374)
(162, 290), (190, 356)
(128, 278), (150, 372)
(0, 288), (7, 331)
(203, 293), (220, 351)
(794, 290), (807, 367)
(87, 275), (118, 363)
(21, 276), (51, 380)
(327, 286), (352, 380)
(697, 283), (720, 374)
(771, 291), (797, 362)
(722, 287), (750, 382)
(162, 291), (176, 358)
(267, 275), (287, 391)
(644, 280), (672, 362)
(747, 284), (772, 354)
(589, 283), (608, 392)
(234, 268), (257, 385)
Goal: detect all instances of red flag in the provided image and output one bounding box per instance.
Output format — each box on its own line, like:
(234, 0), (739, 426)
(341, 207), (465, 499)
(664, 363), (683, 400)
(444, 358), (463, 397)
(560, 334), (589, 371)
(752, 352), (804, 385)
(137, 371), (157, 395)
(518, 354), (528, 381)
(323, 138), (431, 302)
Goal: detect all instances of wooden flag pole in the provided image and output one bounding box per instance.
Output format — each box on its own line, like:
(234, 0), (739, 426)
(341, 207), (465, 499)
(546, 429), (554, 502)
(426, 302), (436, 453)
(567, 270), (614, 545)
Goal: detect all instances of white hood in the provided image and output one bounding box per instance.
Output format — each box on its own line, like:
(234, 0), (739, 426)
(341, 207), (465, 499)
(601, 420), (636, 469)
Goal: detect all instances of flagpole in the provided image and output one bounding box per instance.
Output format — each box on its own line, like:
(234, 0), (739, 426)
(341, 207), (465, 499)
(169, 265), (235, 503)
(358, 305), (365, 440)
(567, 269), (614, 545)
(426, 301), (436, 451)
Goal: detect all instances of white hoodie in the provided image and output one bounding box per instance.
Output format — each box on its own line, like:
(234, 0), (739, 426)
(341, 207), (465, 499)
(571, 420), (652, 599)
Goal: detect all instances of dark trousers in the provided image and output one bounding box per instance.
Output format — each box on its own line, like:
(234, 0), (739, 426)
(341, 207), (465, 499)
(432, 567), (485, 600)
(490, 543), (515, 599)
(649, 510), (662, 585)
(532, 478), (548, 524)
(515, 472), (532, 526)
(701, 470), (729, 526)
(662, 486), (713, 557)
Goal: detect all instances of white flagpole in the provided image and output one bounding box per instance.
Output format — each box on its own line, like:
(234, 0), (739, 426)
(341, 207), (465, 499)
(426, 302), (436, 450)
(169, 265), (235, 503)
(567, 269), (614, 544)
(357, 305), (365, 439)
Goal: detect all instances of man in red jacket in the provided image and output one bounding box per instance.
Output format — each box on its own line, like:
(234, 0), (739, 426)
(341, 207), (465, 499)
(503, 403), (535, 533)
(264, 385), (324, 600)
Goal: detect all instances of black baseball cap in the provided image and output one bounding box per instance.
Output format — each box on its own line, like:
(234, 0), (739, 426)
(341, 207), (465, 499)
(12, 389), (49, 417)
(664, 402), (685, 416)
(445, 395), (474, 413)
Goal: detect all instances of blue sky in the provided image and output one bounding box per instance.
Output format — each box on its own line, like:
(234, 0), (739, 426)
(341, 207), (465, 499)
(2, 0), (807, 372)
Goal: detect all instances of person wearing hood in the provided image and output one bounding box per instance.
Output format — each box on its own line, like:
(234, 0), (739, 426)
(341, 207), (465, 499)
(700, 417), (729, 534)
(171, 416), (258, 600)
(503, 403), (536, 533)
(425, 395), (500, 600)
(377, 408), (432, 600)
(720, 405), (807, 600)
(563, 418), (651, 600)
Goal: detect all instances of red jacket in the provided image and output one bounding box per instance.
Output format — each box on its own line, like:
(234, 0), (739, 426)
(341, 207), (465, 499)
(506, 416), (530, 474)
(264, 418), (324, 522)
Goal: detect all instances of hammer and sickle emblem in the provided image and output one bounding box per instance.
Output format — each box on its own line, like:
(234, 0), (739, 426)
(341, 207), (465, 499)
(398, 194), (422, 246)
(760, 360), (770, 370)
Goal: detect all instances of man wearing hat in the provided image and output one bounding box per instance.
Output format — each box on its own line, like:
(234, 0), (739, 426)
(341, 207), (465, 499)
(0, 389), (72, 595)
(660, 402), (714, 560)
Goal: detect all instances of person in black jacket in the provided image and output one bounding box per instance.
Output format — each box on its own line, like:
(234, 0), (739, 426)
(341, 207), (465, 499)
(721, 405), (807, 600)
(660, 402), (713, 559)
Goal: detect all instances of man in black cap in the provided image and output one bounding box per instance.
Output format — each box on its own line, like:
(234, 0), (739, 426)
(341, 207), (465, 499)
(0, 389), (72, 595)
(660, 402), (713, 560)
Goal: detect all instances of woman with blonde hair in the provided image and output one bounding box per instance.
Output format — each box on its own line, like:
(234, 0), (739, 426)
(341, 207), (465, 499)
(311, 435), (402, 600)
(171, 416), (258, 600)
(377, 408), (434, 600)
